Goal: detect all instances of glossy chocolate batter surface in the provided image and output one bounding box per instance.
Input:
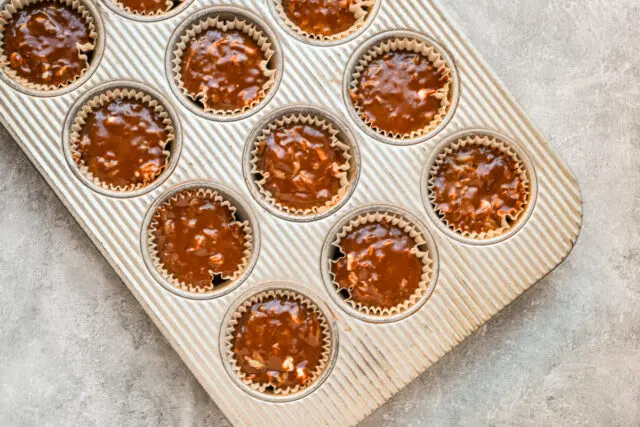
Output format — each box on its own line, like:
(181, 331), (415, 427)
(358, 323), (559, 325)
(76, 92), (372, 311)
(2, 2), (93, 87)
(152, 192), (247, 290)
(180, 28), (268, 111)
(332, 219), (424, 309)
(232, 296), (325, 390)
(431, 143), (528, 235)
(282, 0), (360, 37)
(75, 98), (169, 188)
(255, 123), (347, 211)
(350, 50), (450, 135)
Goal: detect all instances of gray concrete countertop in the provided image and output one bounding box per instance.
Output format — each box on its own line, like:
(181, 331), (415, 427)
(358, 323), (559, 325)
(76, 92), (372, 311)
(1, 0), (638, 425)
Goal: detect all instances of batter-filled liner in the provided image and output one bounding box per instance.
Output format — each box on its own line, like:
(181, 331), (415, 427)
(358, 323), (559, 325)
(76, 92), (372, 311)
(171, 13), (276, 116)
(147, 187), (254, 294)
(250, 112), (353, 216)
(329, 210), (434, 317)
(223, 288), (333, 396)
(69, 87), (174, 193)
(0, 0), (98, 91)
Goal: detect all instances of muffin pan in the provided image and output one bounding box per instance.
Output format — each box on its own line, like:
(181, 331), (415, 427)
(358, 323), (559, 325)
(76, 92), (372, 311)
(0, 0), (583, 425)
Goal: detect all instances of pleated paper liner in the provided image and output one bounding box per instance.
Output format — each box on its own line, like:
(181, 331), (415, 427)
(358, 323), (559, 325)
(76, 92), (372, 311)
(271, 0), (376, 44)
(0, 0), (98, 92)
(68, 86), (175, 194)
(170, 8), (277, 118)
(426, 133), (532, 241)
(326, 207), (436, 322)
(346, 32), (456, 143)
(221, 285), (336, 401)
(113, 0), (173, 16)
(249, 111), (354, 217)
(146, 185), (255, 295)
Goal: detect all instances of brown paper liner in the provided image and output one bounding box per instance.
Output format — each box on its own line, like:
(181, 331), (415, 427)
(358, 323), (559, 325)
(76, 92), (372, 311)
(171, 14), (276, 116)
(146, 187), (254, 294)
(68, 87), (174, 193)
(427, 135), (531, 240)
(250, 112), (353, 216)
(273, 0), (375, 42)
(113, 0), (174, 16)
(0, 0), (98, 91)
(223, 288), (332, 396)
(329, 210), (434, 317)
(349, 36), (453, 141)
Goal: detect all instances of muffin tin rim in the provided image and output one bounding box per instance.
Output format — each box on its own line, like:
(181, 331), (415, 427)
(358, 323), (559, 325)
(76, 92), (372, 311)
(342, 29), (461, 146)
(242, 103), (362, 222)
(320, 203), (440, 323)
(139, 179), (262, 301)
(420, 128), (540, 246)
(164, 5), (285, 122)
(0, 0), (106, 97)
(218, 281), (340, 403)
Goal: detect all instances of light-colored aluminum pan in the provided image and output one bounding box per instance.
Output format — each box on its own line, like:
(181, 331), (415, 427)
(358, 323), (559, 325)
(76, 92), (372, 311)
(0, 0), (583, 425)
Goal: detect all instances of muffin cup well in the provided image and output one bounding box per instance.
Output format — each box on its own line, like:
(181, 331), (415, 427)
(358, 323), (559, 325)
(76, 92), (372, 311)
(244, 105), (361, 222)
(146, 186), (254, 295)
(69, 87), (174, 193)
(250, 112), (353, 216)
(0, 0), (99, 92)
(220, 284), (337, 402)
(169, 7), (278, 118)
(321, 205), (439, 323)
(424, 130), (535, 243)
(272, 0), (375, 44)
(344, 30), (459, 145)
(63, 81), (182, 198)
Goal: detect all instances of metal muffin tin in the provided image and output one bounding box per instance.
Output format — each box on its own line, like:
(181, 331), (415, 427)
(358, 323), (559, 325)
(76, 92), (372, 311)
(0, 0), (583, 425)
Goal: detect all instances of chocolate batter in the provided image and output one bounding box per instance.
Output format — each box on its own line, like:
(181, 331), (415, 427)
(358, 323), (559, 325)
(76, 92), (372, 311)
(152, 191), (247, 290)
(75, 98), (170, 188)
(180, 28), (269, 111)
(2, 2), (93, 87)
(255, 123), (347, 211)
(282, 0), (360, 37)
(232, 296), (325, 390)
(430, 143), (528, 235)
(332, 219), (424, 309)
(350, 50), (450, 135)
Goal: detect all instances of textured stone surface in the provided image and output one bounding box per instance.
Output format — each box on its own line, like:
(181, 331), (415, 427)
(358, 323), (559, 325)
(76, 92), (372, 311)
(1, 0), (638, 425)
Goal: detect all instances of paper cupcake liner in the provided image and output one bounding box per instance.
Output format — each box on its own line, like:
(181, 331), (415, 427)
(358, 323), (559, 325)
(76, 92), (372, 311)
(427, 135), (531, 240)
(349, 36), (453, 141)
(68, 87), (175, 193)
(223, 288), (332, 396)
(0, 0), (98, 91)
(273, 0), (375, 42)
(113, 0), (174, 16)
(147, 187), (254, 294)
(249, 112), (353, 216)
(171, 14), (276, 116)
(329, 210), (434, 317)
